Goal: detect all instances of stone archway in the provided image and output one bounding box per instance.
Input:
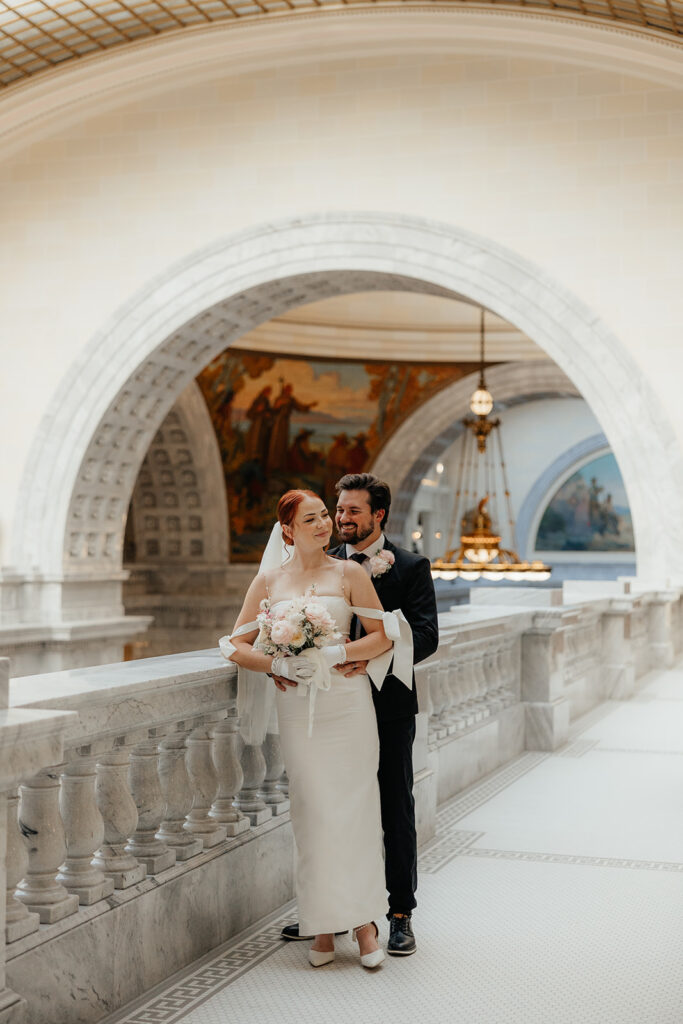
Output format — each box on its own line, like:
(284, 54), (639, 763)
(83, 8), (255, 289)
(12, 213), (683, 617)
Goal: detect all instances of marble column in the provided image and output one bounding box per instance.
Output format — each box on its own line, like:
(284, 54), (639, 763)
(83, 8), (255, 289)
(521, 614), (570, 751)
(126, 739), (176, 874)
(209, 711), (249, 837)
(14, 767), (80, 924)
(184, 723), (227, 847)
(92, 749), (146, 888)
(235, 745), (271, 826)
(56, 758), (115, 904)
(157, 727), (203, 860)
(4, 792), (39, 943)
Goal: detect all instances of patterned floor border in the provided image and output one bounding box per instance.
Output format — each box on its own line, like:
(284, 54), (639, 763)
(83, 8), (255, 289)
(462, 847), (683, 874)
(103, 907), (296, 1024)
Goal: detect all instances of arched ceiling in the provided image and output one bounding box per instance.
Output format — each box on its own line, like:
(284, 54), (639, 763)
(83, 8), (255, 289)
(1, 0), (681, 90)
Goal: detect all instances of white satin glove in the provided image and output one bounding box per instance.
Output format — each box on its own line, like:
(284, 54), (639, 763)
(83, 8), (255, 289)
(320, 644), (348, 669)
(271, 654), (315, 681)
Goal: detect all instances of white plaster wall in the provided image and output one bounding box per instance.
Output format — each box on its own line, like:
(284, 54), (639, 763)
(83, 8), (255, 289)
(1, 33), (682, 570)
(411, 398), (601, 558)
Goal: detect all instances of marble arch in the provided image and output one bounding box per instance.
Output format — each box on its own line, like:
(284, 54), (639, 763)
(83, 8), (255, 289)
(11, 213), (683, 602)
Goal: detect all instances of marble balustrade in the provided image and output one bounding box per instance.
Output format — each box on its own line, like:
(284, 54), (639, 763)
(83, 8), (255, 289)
(0, 583), (681, 1023)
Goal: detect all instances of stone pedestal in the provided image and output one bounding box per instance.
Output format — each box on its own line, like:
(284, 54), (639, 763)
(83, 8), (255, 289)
(525, 699), (570, 752)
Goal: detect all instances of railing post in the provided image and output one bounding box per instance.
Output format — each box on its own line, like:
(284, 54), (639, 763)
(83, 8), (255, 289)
(126, 735), (176, 874)
(521, 613), (570, 751)
(157, 725), (203, 859)
(209, 709), (249, 836)
(185, 719), (227, 847)
(601, 600), (636, 699)
(57, 755), (115, 904)
(13, 768), (80, 924)
(235, 745), (270, 826)
(261, 730), (290, 816)
(92, 747), (147, 888)
(4, 791), (39, 943)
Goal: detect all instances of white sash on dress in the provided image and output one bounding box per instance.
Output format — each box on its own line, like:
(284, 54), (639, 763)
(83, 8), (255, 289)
(219, 606), (413, 741)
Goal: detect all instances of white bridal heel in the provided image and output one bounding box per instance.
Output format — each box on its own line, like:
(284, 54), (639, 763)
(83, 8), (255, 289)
(352, 922), (385, 969)
(308, 948), (335, 968)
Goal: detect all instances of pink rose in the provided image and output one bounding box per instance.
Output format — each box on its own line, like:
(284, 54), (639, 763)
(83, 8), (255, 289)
(306, 602), (334, 629)
(271, 618), (295, 645)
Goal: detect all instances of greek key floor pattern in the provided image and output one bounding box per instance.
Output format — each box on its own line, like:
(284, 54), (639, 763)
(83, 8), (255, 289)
(107, 664), (683, 1024)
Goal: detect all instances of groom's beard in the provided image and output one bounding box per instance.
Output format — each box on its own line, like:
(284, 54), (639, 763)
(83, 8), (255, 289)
(336, 522), (375, 546)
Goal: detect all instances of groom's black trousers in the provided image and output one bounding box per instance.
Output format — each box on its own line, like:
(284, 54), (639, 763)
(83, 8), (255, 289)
(377, 716), (417, 915)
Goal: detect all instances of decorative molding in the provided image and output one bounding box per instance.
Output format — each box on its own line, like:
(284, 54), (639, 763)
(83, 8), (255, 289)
(2, 8), (683, 158)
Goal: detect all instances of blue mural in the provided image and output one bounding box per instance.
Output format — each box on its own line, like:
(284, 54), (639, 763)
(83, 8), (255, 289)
(535, 453), (634, 552)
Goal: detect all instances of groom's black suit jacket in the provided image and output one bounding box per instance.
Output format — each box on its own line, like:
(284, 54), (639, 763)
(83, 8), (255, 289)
(329, 538), (439, 722)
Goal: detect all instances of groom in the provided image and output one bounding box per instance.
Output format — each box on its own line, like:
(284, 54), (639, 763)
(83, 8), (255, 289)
(281, 472), (439, 955)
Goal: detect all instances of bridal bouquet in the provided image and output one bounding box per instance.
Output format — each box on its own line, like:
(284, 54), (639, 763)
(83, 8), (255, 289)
(255, 587), (342, 657)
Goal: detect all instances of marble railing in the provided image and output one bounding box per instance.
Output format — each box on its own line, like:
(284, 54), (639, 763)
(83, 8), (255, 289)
(1, 581), (681, 1023)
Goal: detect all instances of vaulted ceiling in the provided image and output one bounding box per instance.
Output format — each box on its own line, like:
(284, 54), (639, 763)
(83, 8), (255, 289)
(1, 0), (682, 90)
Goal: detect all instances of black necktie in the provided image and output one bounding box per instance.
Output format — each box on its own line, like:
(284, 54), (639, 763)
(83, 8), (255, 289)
(350, 552), (368, 565)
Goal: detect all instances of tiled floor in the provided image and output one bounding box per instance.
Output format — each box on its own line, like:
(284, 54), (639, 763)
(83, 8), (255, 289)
(107, 666), (683, 1024)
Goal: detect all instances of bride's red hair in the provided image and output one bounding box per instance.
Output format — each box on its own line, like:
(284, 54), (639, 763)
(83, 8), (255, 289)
(278, 490), (325, 546)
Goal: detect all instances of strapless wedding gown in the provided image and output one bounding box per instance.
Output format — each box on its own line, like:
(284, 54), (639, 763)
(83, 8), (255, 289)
(274, 595), (388, 936)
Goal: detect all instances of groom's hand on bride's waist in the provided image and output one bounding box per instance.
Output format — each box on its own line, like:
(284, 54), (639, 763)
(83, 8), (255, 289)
(270, 673), (297, 691)
(337, 660), (369, 677)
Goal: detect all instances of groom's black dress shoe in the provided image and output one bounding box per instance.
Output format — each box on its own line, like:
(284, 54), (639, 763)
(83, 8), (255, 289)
(280, 923), (348, 941)
(387, 914), (416, 956)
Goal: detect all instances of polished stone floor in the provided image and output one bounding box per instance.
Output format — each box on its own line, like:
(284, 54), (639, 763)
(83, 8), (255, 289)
(107, 665), (683, 1024)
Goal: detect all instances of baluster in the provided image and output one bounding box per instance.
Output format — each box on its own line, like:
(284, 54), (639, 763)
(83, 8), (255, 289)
(427, 665), (444, 739)
(450, 656), (468, 730)
(185, 720), (227, 846)
(235, 744), (271, 826)
(209, 710), (249, 836)
(482, 646), (499, 714)
(261, 730), (290, 815)
(5, 789), (40, 942)
(92, 747), (147, 888)
(278, 771), (289, 799)
(473, 650), (488, 719)
(14, 766), (80, 923)
(56, 756), (115, 904)
(126, 736), (176, 873)
(157, 725), (203, 860)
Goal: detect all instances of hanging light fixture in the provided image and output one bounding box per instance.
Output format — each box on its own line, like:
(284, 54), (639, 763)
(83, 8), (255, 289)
(431, 308), (551, 583)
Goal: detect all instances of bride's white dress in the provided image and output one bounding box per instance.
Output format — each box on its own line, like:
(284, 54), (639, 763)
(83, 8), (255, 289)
(273, 595), (388, 936)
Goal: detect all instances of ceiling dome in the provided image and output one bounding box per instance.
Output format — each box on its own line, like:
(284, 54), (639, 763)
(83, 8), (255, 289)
(1, 0), (681, 90)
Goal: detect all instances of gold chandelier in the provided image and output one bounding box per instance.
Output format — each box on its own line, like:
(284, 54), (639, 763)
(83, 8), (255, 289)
(431, 309), (551, 583)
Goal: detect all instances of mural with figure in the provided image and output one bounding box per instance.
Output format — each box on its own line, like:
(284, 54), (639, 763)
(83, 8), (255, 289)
(197, 348), (481, 561)
(535, 452), (634, 552)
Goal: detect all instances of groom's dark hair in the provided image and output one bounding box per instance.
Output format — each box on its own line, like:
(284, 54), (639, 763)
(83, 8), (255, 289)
(335, 473), (391, 528)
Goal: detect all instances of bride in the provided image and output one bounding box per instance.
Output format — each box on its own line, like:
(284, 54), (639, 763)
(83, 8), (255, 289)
(221, 489), (394, 969)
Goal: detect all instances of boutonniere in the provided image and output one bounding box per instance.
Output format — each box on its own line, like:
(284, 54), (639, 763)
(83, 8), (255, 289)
(368, 549), (395, 578)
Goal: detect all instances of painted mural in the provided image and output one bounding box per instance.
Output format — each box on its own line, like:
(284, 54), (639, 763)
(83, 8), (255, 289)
(196, 349), (479, 561)
(535, 453), (634, 552)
